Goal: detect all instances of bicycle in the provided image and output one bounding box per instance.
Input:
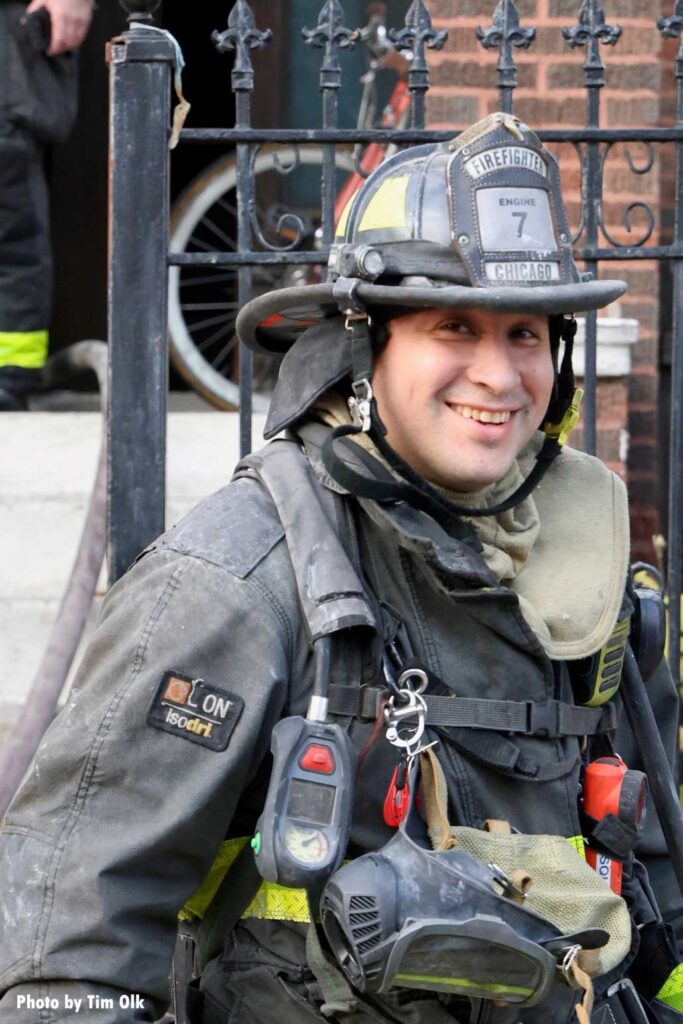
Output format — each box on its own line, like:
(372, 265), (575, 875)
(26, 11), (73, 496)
(168, 5), (411, 411)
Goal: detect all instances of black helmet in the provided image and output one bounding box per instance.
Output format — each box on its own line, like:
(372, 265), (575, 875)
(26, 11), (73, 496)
(237, 111), (626, 356)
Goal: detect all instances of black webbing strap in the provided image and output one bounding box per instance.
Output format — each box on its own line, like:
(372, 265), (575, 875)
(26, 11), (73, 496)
(194, 840), (263, 972)
(434, 726), (579, 782)
(320, 429), (481, 545)
(369, 419), (562, 520)
(422, 693), (617, 737)
(327, 684), (617, 738)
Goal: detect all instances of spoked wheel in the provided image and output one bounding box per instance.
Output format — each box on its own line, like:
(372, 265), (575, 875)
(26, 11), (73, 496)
(168, 145), (356, 411)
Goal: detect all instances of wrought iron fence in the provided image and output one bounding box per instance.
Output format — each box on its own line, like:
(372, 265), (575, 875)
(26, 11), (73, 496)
(108, 0), (683, 688)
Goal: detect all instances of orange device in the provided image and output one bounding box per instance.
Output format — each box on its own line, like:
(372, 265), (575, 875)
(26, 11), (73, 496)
(583, 756), (647, 894)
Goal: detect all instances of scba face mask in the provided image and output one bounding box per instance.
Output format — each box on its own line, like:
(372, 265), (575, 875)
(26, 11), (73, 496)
(319, 762), (609, 1011)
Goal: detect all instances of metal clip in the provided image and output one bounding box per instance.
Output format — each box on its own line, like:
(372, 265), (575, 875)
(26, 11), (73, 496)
(384, 687), (427, 757)
(560, 945), (582, 989)
(488, 863), (527, 903)
(396, 668), (428, 694)
(348, 378), (374, 432)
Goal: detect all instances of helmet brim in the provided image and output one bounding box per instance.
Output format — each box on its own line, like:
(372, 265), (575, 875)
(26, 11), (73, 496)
(236, 279), (628, 355)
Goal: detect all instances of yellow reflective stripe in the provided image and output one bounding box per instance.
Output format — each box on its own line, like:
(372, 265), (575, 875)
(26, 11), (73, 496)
(567, 835), (587, 859)
(0, 330), (48, 368)
(656, 963), (683, 1011)
(358, 176), (410, 232)
(395, 973), (533, 998)
(243, 880), (310, 922)
(179, 837), (248, 921)
(179, 837), (310, 924)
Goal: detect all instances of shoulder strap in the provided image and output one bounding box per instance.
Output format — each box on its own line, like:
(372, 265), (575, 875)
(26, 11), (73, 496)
(235, 439), (377, 640)
(193, 840), (262, 972)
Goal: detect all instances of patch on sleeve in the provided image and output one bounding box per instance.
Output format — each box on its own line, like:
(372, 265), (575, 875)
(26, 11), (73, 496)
(147, 671), (244, 751)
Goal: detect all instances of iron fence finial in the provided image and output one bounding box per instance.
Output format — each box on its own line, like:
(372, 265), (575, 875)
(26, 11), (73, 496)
(659, 0), (683, 38)
(389, 0), (447, 128)
(476, 0), (535, 114)
(302, 0), (358, 91)
(213, 0), (273, 93)
(118, 0), (161, 26)
(563, 0), (621, 90)
(659, 0), (683, 82)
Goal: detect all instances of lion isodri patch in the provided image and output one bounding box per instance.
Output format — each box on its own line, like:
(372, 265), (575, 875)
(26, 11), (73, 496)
(147, 671), (244, 751)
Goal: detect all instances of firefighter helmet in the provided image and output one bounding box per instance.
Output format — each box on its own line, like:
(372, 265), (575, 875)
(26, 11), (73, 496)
(236, 112), (626, 356)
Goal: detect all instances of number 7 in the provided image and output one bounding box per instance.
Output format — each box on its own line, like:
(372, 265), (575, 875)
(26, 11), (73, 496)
(512, 212), (527, 238)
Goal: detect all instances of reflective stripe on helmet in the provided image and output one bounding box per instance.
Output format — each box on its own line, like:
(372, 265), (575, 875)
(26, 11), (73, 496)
(357, 175), (410, 233)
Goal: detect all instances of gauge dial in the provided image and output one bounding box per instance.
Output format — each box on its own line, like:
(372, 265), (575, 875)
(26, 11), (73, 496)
(283, 824), (330, 865)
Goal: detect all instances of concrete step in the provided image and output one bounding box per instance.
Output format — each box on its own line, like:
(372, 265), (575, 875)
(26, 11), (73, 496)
(0, 409), (267, 746)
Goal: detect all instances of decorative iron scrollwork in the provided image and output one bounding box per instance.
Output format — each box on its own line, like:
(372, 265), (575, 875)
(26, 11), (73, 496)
(565, 141), (586, 245)
(213, 0), (273, 91)
(303, 0), (358, 92)
(598, 141), (656, 249)
(246, 146), (308, 252)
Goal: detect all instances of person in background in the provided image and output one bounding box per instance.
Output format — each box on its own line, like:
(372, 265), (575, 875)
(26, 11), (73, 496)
(0, 0), (94, 410)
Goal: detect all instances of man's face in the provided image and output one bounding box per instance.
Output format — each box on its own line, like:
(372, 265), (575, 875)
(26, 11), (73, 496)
(371, 307), (555, 492)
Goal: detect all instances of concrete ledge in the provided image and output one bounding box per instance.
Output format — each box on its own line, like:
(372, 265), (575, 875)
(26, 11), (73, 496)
(0, 411), (267, 744)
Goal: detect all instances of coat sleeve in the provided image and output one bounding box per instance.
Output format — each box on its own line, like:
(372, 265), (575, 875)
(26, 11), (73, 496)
(0, 532), (294, 1022)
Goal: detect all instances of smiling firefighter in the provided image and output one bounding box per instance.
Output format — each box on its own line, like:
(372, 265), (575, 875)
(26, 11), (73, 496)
(1, 112), (683, 1024)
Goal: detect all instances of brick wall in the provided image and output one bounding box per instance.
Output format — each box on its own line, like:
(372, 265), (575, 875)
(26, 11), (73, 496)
(426, 0), (671, 562)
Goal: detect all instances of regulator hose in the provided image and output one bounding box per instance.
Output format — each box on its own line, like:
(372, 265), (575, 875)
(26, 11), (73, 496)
(0, 341), (108, 818)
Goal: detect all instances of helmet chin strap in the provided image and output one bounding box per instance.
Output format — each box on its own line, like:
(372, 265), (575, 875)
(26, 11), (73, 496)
(321, 288), (581, 526)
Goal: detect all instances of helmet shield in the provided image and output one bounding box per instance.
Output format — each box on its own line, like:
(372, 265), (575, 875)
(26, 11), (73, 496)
(447, 115), (576, 290)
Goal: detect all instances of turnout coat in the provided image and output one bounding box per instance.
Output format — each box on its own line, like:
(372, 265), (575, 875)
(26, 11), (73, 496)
(0, 416), (680, 1024)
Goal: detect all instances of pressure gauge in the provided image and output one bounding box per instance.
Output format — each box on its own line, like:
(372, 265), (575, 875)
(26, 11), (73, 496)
(284, 824), (330, 865)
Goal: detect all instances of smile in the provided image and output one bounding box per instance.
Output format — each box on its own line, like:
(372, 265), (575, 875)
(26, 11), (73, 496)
(448, 404), (513, 424)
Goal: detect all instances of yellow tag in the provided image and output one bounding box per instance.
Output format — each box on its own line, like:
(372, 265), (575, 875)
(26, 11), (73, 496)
(545, 388), (584, 447)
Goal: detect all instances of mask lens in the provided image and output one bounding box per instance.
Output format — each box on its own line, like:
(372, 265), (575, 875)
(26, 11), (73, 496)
(392, 931), (545, 1002)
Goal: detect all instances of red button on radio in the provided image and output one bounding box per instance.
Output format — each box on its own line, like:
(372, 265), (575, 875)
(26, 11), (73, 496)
(300, 744), (335, 774)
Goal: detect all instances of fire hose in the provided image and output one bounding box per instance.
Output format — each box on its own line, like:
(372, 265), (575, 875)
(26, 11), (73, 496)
(0, 341), (108, 818)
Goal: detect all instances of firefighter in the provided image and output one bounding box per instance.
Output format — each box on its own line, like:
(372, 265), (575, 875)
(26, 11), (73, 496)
(1, 113), (682, 1023)
(0, 0), (94, 410)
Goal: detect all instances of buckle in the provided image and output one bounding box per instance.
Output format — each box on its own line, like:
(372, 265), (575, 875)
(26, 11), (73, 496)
(348, 378), (373, 432)
(526, 701), (560, 738)
(357, 684), (385, 722)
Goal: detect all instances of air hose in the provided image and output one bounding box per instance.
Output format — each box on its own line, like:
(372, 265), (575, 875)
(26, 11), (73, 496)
(0, 341), (108, 818)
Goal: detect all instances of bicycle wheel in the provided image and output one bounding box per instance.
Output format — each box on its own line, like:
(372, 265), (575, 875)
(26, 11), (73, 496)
(168, 145), (356, 411)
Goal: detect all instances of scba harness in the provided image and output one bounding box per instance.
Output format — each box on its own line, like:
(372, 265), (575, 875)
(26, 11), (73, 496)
(175, 435), (681, 1024)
